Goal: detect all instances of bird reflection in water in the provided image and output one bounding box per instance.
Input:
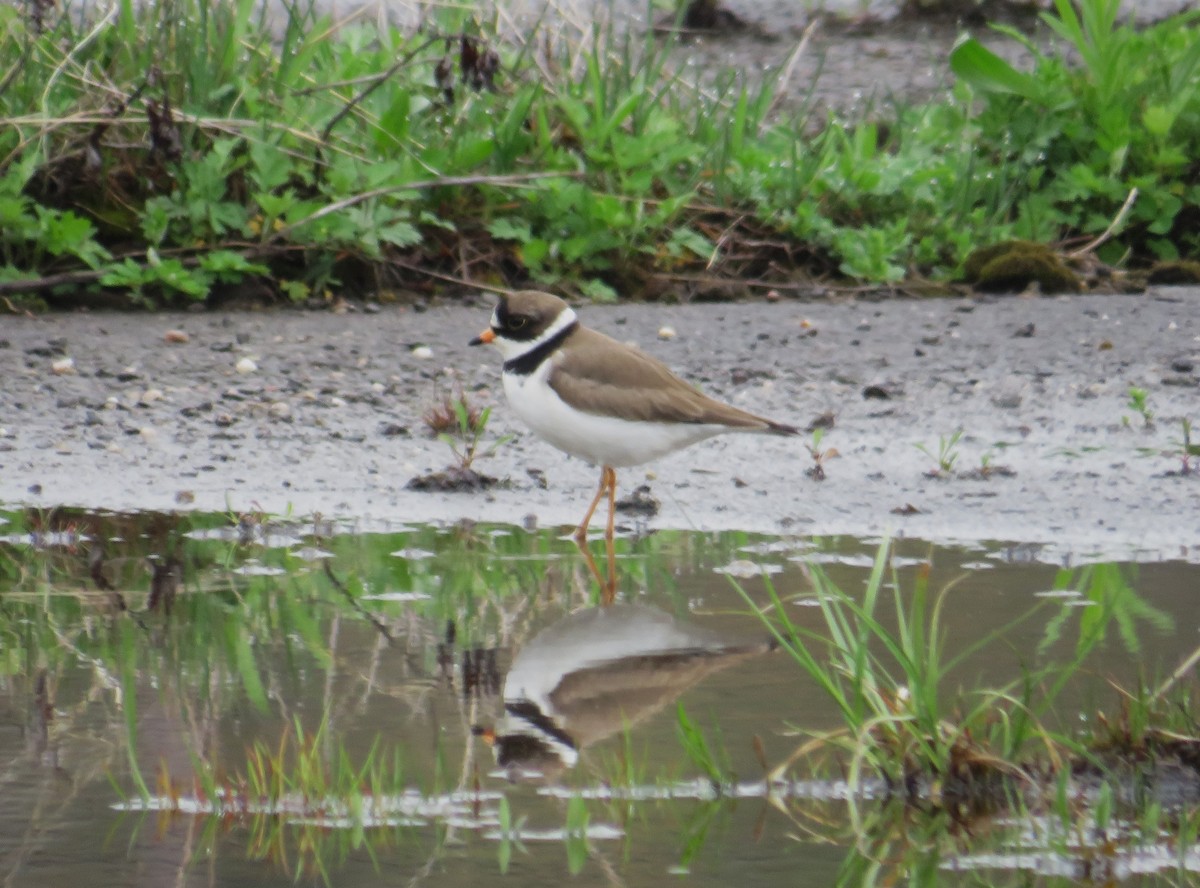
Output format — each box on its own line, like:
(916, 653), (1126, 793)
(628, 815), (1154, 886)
(474, 603), (776, 782)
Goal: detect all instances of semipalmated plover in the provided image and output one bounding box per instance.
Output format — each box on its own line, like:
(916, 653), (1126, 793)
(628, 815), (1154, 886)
(474, 603), (776, 782)
(470, 290), (798, 598)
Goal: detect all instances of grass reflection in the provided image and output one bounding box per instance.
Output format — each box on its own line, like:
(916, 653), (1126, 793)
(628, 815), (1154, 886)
(0, 506), (757, 879)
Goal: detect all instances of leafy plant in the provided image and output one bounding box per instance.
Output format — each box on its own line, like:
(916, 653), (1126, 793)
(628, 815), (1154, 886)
(1122, 386), (1154, 429)
(1172, 417), (1199, 474)
(951, 0), (1200, 262)
(804, 427), (839, 480)
(738, 540), (1174, 797)
(5, 0), (1200, 307)
(675, 703), (728, 786)
(915, 429), (963, 477)
(434, 392), (512, 473)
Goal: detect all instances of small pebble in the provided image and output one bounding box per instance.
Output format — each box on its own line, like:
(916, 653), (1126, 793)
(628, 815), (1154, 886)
(139, 427), (157, 442)
(164, 329), (189, 344)
(140, 388), (164, 404)
(51, 357), (75, 375)
(268, 401), (291, 419)
(411, 345), (433, 359)
(235, 357), (258, 374)
(657, 325), (676, 341)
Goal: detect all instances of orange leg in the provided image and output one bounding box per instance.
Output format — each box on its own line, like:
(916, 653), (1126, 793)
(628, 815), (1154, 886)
(603, 467), (617, 604)
(574, 534), (606, 596)
(573, 466), (619, 603)
(574, 465), (612, 543)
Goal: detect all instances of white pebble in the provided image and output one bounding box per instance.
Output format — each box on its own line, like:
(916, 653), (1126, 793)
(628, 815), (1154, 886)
(140, 388), (164, 404)
(235, 357), (258, 374)
(268, 401), (291, 419)
(411, 345), (433, 359)
(329, 396), (346, 408)
(657, 325), (676, 341)
(371, 382), (385, 394)
(51, 357), (75, 374)
(139, 427), (157, 441)
(104, 396), (120, 409)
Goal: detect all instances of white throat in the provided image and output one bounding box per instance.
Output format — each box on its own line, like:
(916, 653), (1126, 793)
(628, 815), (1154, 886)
(491, 306), (578, 363)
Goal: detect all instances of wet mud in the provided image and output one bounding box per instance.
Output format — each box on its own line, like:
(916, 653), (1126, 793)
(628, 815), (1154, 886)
(2, 290), (1197, 563)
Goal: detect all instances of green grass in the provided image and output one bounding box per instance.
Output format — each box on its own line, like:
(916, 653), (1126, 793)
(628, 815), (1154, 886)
(2, 0), (1200, 307)
(737, 540), (1189, 796)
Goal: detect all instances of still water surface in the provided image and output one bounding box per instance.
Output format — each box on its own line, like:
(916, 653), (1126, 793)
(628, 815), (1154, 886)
(1, 508), (1197, 886)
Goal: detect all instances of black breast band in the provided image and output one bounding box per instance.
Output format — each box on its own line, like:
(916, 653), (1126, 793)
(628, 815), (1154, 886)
(503, 321), (578, 376)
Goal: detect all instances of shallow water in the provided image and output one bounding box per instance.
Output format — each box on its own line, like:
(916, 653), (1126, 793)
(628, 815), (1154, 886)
(1, 507), (1198, 886)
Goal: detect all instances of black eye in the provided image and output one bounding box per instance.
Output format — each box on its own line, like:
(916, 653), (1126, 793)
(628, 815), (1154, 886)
(508, 316), (528, 330)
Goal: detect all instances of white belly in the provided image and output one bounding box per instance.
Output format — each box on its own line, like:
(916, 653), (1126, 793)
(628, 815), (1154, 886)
(503, 368), (733, 468)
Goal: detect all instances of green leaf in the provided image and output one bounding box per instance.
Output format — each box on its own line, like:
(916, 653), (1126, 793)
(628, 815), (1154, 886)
(451, 398), (469, 433)
(578, 279), (618, 303)
(231, 619), (269, 712)
(0, 193), (36, 237)
(153, 259), (211, 298)
(255, 190), (299, 220)
(451, 137), (495, 170)
(564, 795), (589, 874)
(99, 259), (152, 289)
(36, 209), (110, 267)
(377, 219), (422, 248)
(141, 198), (173, 246)
(198, 250), (269, 279)
(497, 795), (512, 874)
(248, 140), (294, 192)
(279, 279), (310, 302)
(488, 217), (533, 242)
(520, 238), (549, 269)
(665, 226), (712, 261)
(376, 90), (411, 147)
(1142, 104), (1174, 139)
(950, 37), (1044, 102)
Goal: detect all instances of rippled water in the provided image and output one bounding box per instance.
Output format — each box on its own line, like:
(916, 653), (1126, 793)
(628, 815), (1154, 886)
(1, 508), (1198, 886)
